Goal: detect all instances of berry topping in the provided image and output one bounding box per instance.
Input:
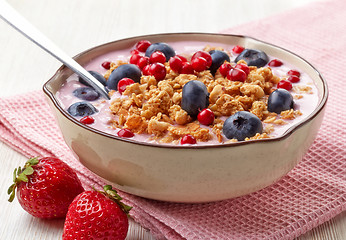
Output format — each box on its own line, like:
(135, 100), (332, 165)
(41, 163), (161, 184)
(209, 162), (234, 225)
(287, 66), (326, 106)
(101, 61), (111, 69)
(219, 62), (233, 77)
(169, 55), (184, 73)
(232, 45), (245, 54)
(150, 51), (166, 64)
(287, 75), (300, 83)
(181, 80), (209, 116)
(209, 50), (230, 75)
(287, 69), (301, 77)
(129, 54), (142, 65)
(234, 63), (250, 75)
(197, 108), (215, 125)
(191, 51), (212, 68)
(67, 102), (98, 117)
(142, 64), (151, 75)
(223, 111), (263, 141)
(73, 87), (100, 101)
(80, 116), (95, 124)
(145, 42), (176, 61)
(268, 59), (283, 67)
(150, 62), (166, 81)
(191, 56), (208, 72)
(131, 49), (140, 55)
(107, 64), (141, 90)
(8, 157), (84, 219)
(227, 68), (247, 82)
(180, 134), (197, 145)
(117, 78), (135, 94)
(277, 79), (293, 91)
(180, 62), (194, 74)
(234, 49), (269, 68)
(137, 56), (150, 70)
(135, 40), (151, 52)
(117, 128), (135, 138)
(267, 89), (294, 114)
(176, 55), (188, 62)
(78, 70), (107, 87)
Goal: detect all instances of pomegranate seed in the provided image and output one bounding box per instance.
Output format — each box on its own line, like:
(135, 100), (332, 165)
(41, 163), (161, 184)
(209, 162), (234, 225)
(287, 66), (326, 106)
(277, 80), (292, 91)
(135, 40), (151, 52)
(227, 68), (247, 82)
(117, 128), (134, 138)
(80, 116), (95, 124)
(232, 45), (245, 54)
(137, 56), (150, 70)
(169, 56), (183, 73)
(287, 75), (300, 83)
(101, 61), (111, 69)
(191, 51), (212, 67)
(176, 55), (188, 62)
(180, 134), (197, 145)
(235, 63), (250, 75)
(129, 54), (142, 65)
(219, 62), (233, 77)
(150, 51), (166, 64)
(150, 62), (166, 81)
(117, 78), (135, 94)
(191, 57), (208, 72)
(287, 69), (300, 77)
(180, 62), (194, 74)
(197, 109), (215, 125)
(131, 49), (140, 55)
(268, 59), (283, 67)
(142, 64), (151, 75)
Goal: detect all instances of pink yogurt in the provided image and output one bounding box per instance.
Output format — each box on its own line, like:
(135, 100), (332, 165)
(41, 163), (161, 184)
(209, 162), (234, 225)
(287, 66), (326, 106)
(56, 41), (320, 145)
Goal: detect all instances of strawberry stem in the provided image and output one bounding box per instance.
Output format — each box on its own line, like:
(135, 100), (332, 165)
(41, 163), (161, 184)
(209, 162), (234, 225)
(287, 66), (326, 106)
(99, 185), (132, 215)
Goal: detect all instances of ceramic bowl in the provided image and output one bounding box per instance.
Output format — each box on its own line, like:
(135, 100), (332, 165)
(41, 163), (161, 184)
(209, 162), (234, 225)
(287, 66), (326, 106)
(43, 33), (328, 203)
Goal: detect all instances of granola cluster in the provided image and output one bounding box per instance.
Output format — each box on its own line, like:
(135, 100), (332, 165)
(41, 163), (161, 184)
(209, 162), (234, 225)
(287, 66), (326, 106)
(106, 47), (305, 144)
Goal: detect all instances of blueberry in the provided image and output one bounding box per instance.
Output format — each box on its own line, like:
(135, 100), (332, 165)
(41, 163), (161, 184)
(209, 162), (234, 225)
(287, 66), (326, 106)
(73, 87), (100, 101)
(267, 89), (294, 114)
(223, 111), (263, 141)
(67, 102), (98, 117)
(145, 42), (176, 61)
(209, 50), (230, 75)
(106, 64), (141, 90)
(234, 49), (269, 68)
(181, 80), (209, 116)
(79, 70), (107, 86)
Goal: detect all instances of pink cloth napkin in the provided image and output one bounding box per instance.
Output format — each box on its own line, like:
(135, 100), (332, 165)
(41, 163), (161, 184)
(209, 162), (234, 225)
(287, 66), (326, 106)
(1, 0), (346, 239)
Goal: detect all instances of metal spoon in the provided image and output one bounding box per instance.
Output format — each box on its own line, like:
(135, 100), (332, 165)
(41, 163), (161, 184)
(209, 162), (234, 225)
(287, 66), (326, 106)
(0, 0), (110, 100)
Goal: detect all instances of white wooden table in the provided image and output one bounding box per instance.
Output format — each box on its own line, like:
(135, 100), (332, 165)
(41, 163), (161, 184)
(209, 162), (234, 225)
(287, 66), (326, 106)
(0, 0), (345, 239)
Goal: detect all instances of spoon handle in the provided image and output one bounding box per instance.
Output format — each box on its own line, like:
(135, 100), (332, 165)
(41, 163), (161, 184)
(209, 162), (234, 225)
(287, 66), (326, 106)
(0, 0), (110, 99)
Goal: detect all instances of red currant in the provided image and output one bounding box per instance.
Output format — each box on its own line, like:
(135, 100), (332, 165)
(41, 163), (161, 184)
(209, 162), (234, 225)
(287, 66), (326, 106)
(176, 55), (187, 62)
(191, 57), (208, 72)
(80, 116), (95, 124)
(101, 61), (111, 70)
(150, 51), (166, 64)
(180, 62), (194, 74)
(117, 78), (135, 94)
(287, 75), (300, 83)
(131, 49), (140, 55)
(169, 56), (184, 73)
(150, 62), (166, 81)
(117, 128), (135, 138)
(142, 64), (151, 75)
(197, 109), (215, 125)
(232, 45), (245, 54)
(287, 69), (300, 77)
(235, 63), (250, 75)
(191, 51), (212, 68)
(137, 56), (150, 70)
(277, 80), (292, 91)
(219, 62), (233, 77)
(227, 68), (247, 82)
(180, 134), (197, 145)
(135, 40), (151, 52)
(268, 59), (283, 67)
(129, 54), (142, 65)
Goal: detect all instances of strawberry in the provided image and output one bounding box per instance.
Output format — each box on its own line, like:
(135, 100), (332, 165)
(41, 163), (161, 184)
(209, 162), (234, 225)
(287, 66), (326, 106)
(62, 185), (131, 240)
(8, 157), (84, 219)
